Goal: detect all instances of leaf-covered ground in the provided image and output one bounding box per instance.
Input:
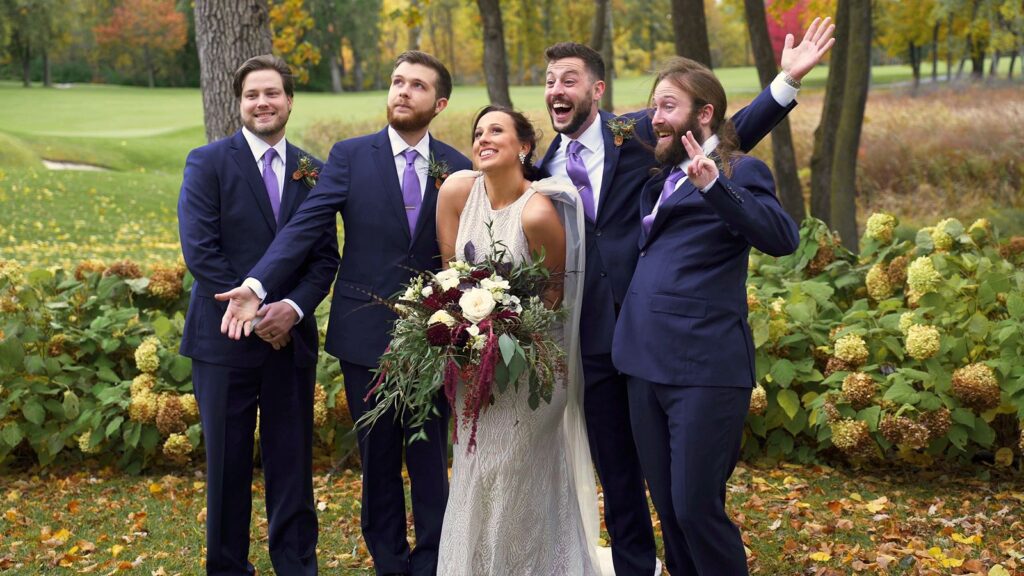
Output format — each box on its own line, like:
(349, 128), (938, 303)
(1, 462), (1020, 575)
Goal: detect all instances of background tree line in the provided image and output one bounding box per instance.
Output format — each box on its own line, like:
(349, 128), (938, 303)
(3, 0), (1022, 91)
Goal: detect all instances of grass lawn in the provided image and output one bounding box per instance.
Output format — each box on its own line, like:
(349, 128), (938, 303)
(1, 462), (1020, 574)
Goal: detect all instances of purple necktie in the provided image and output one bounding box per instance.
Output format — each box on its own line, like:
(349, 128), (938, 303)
(262, 148), (280, 221)
(402, 149), (421, 234)
(641, 168), (685, 235)
(565, 140), (595, 221)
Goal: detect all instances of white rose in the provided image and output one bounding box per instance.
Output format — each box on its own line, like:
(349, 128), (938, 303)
(459, 288), (496, 323)
(480, 276), (510, 295)
(421, 286), (434, 297)
(427, 310), (456, 327)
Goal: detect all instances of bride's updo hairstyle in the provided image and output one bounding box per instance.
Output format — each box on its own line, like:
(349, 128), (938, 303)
(472, 105), (542, 181)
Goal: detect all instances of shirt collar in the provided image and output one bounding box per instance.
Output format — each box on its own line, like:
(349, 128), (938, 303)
(674, 133), (720, 173)
(242, 126), (287, 164)
(566, 114), (604, 154)
(388, 126), (431, 160)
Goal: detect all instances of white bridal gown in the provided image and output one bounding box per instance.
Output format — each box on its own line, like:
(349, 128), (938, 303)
(437, 171), (606, 576)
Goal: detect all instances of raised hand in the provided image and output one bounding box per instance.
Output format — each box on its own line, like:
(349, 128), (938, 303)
(253, 302), (298, 350)
(781, 16), (836, 82)
(682, 131), (718, 191)
(215, 286), (261, 340)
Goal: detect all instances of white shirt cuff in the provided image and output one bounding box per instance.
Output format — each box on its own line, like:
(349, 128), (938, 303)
(243, 277), (267, 301)
(700, 177), (719, 194)
(282, 298), (304, 322)
(770, 73), (799, 106)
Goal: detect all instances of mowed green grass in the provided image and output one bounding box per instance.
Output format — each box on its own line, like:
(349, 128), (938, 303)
(0, 61), (973, 269)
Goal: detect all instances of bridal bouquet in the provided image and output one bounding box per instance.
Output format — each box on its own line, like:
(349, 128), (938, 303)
(360, 239), (565, 449)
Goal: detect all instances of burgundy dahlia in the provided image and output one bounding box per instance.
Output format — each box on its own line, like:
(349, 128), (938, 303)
(470, 269), (491, 280)
(426, 323), (453, 346)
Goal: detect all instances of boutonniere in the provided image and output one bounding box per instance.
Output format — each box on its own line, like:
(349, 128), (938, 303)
(427, 153), (451, 189)
(606, 116), (637, 147)
(292, 155), (319, 189)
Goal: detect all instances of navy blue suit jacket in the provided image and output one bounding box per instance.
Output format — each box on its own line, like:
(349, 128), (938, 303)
(249, 128), (472, 367)
(611, 155), (799, 387)
(536, 88), (794, 356)
(178, 131), (340, 369)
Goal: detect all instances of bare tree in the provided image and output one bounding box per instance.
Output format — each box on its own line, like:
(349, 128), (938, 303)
(671, 0), (712, 66)
(744, 0), (803, 224)
(809, 0), (850, 225)
(829, 0), (871, 249)
(477, 0), (512, 107)
(194, 0), (273, 142)
(592, 0), (614, 110)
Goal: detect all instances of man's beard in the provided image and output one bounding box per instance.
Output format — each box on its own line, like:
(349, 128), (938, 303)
(654, 114), (703, 166)
(245, 113), (287, 138)
(549, 97), (593, 136)
(388, 101), (437, 133)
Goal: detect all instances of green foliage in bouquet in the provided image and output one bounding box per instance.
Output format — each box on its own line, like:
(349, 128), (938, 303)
(360, 238), (565, 449)
(744, 215), (1024, 468)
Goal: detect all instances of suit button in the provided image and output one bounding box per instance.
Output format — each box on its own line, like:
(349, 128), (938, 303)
(595, 229), (602, 236)
(640, 250), (646, 257)
(600, 272), (607, 277)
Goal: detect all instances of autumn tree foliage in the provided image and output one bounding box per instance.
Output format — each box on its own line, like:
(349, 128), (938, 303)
(93, 0), (187, 88)
(269, 0), (321, 85)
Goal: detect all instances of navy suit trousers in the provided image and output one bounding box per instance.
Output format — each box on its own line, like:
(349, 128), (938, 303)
(192, 353), (318, 576)
(341, 361), (449, 576)
(627, 381), (751, 576)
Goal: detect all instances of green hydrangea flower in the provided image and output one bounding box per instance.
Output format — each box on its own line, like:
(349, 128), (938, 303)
(865, 213), (897, 243)
(834, 334), (869, 366)
(905, 324), (940, 360)
(134, 336), (160, 374)
(866, 264), (893, 301)
(907, 256), (941, 294)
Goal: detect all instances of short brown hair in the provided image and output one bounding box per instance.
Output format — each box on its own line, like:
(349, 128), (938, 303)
(394, 51), (453, 101)
(545, 42), (605, 81)
(232, 55), (294, 99)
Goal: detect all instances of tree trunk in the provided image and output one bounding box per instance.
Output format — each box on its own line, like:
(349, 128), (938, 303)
(744, 0), (804, 223)
(809, 0), (850, 224)
(829, 0), (871, 251)
(989, 50), (1000, 78)
(477, 0), (512, 107)
(145, 47), (156, 88)
(43, 49), (52, 87)
(946, 14), (954, 82)
(931, 21), (939, 83)
(353, 48), (365, 92)
(671, 0), (712, 67)
(1008, 52), (1017, 79)
(592, 0), (613, 110)
(407, 0), (422, 50)
(445, 4), (455, 78)
(331, 55), (343, 93)
(21, 44), (31, 87)
(194, 0), (273, 142)
(910, 42), (920, 93)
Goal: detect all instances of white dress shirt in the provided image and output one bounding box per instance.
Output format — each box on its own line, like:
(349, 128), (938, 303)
(647, 134), (721, 221)
(545, 115), (606, 211)
(388, 125), (430, 198)
(240, 127), (304, 321)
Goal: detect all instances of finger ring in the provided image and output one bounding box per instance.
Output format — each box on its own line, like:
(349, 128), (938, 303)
(269, 332), (275, 338)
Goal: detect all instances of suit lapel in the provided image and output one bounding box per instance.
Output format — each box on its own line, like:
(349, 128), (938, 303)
(229, 132), (277, 232)
(371, 128), (412, 243)
(647, 178), (697, 242)
(537, 133), (562, 173)
(278, 143), (302, 224)
(597, 111), (619, 223)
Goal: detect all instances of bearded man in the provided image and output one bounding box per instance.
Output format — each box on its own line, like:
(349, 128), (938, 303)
(216, 51), (471, 576)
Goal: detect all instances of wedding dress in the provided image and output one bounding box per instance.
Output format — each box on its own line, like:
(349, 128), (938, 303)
(437, 171), (608, 576)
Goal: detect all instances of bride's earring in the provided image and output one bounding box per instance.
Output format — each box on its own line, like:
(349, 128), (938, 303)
(518, 151), (527, 164)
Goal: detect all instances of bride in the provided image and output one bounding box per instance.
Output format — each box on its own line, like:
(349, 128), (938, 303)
(435, 105), (604, 575)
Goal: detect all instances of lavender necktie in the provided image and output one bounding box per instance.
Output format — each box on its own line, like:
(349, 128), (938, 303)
(641, 168), (685, 235)
(565, 140), (596, 221)
(262, 148), (281, 221)
(402, 149), (421, 234)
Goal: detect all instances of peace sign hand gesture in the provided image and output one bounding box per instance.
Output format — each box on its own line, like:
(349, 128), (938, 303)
(681, 131), (717, 191)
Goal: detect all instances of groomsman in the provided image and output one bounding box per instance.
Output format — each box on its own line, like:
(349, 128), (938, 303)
(535, 18), (831, 575)
(217, 51), (471, 576)
(613, 57), (800, 575)
(178, 55), (339, 575)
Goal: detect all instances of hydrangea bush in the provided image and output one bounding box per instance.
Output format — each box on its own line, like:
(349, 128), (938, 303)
(745, 215), (1024, 467)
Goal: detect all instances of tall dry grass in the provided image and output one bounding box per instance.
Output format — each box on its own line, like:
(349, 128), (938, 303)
(300, 84), (1024, 228)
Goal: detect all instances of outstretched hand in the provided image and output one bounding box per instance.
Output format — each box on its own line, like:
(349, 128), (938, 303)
(215, 286), (261, 340)
(781, 16), (836, 82)
(682, 131), (717, 191)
